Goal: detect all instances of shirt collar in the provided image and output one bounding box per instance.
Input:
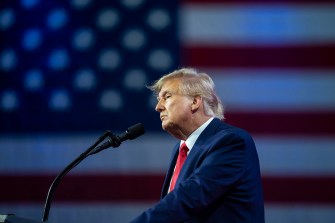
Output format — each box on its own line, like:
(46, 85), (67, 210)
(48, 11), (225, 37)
(181, 117), (214, 152)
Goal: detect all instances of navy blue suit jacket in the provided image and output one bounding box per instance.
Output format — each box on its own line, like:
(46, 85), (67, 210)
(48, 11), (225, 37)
(131, 118), (264, 223)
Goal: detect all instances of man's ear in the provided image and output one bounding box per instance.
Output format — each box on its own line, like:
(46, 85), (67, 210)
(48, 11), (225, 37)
(191, 95), (202, 112)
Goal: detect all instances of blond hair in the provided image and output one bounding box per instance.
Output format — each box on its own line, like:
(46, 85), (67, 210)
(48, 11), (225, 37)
(148, 68), (224, 120)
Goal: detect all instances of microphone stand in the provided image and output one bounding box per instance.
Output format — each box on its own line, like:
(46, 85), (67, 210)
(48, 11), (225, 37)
(42, 131), (121, 222)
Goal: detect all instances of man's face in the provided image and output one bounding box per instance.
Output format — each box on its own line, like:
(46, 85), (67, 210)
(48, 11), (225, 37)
(155, 78), (193, 138)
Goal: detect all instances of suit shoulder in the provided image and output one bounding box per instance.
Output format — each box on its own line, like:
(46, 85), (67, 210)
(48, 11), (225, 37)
(216, 120), (252, 137)
(210, 120), (256, 146)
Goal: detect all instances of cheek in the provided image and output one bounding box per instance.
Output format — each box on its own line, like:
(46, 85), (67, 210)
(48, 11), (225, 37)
(168, 102), (191, 117)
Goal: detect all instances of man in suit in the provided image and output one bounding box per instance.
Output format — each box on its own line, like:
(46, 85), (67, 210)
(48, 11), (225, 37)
(131, 68), (264, 223)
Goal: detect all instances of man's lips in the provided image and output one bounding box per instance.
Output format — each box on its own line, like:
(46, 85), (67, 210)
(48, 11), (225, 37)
(160, 115), (167, 121)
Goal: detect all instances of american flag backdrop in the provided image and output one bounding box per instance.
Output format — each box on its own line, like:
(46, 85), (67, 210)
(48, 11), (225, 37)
(1, 0), (335, 222)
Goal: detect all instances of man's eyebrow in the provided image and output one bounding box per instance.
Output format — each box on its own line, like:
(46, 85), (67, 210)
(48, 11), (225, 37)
(157, 90), (172, 100)
(158, 90), (168, 97)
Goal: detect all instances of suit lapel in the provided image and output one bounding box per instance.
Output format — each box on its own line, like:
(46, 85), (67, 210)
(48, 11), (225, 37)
(175, 118), (223, 186)
(161, 118), (225, 197)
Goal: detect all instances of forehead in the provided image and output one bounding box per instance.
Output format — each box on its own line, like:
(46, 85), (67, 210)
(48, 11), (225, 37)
(158, 78), (181, 96)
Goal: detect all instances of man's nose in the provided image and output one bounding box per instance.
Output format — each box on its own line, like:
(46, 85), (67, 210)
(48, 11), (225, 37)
(155, 100), (164, 112)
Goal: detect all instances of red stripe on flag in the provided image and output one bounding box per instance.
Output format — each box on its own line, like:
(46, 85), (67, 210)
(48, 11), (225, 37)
(0, 174), (163, 203)
(182, 44), (335, 69)
(263, 176), (335, 204)
(1, 174), (335, 204)
(225, 111), (335, 135)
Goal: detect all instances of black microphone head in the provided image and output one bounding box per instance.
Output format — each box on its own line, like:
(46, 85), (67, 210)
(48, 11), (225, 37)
(127, 123), (145, 140)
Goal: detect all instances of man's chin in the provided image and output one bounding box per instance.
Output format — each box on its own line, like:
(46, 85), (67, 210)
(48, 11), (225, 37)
(161, 120), (171, 131)
(161, 122), (168, 130)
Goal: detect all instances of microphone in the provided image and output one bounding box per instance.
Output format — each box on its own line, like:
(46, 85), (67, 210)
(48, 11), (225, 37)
(89, 123), (145, 155)
(117, 122), (145, 141)
(42, 123), (145, 222)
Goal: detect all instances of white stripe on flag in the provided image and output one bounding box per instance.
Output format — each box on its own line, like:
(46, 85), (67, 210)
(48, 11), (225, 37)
(180, 4), (335, 45)
(209, 69), (335, 111)
(1, 134), (335, 176)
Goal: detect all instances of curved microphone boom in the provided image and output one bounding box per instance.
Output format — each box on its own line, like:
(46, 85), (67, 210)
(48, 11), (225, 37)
(42, 123), (145, 222)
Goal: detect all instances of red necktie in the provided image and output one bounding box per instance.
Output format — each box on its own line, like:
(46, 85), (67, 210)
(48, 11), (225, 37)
(169, 143), (189, 192)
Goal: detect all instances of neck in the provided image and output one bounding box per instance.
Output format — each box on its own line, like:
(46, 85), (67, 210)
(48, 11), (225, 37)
(175, 115), (212, 140)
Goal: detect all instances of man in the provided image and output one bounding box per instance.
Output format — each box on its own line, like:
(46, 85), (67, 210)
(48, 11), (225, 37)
(131, 68), (264, 222)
